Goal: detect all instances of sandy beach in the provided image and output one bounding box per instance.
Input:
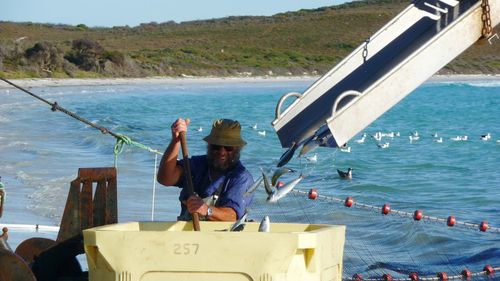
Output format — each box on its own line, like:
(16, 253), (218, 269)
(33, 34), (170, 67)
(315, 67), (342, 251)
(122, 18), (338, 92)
(0, 76), (318, 89)
(1, 74), (499, 89)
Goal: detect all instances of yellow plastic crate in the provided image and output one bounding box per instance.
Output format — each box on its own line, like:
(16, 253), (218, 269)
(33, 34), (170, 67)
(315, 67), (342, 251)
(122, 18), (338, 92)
(83, 221), (345, 281)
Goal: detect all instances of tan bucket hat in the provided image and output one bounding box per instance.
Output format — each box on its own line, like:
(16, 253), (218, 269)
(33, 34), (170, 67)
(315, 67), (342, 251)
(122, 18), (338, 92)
(203, 119), (247, 147)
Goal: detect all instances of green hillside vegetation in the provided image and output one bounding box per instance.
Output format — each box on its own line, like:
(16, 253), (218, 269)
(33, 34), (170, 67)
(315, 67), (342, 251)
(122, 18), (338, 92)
(0, 0), (498, 79)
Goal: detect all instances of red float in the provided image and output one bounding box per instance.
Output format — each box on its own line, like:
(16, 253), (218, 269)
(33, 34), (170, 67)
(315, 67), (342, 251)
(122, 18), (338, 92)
(479, 221), (489, 232)
(344, 197), (354, 207)
(413, 210), (423, 221)
(308, 188), (318, 200)
(437, 272), (448, 281)
(447, 216), (456, 227)
(382, 204), (391, 215)
(484, 264), (495, 275)
(352, 273), (362, 281)
(409, 272), (419, 281)
(461, 269), (472, 279)
(383, 273), (392, 281)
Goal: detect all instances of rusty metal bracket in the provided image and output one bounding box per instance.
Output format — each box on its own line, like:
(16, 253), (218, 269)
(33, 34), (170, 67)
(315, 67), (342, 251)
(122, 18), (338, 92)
(0, 168), (118, 280)
(57, 167), (118, 242)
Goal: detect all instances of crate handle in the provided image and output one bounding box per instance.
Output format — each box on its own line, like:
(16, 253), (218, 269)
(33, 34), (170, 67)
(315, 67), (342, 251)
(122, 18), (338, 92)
(275, 92), (303, 120)
(331, 90), (361, 118)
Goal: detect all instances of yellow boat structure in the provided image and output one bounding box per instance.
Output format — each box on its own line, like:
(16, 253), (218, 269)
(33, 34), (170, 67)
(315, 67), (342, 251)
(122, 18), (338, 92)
(84, 221), (345, 281)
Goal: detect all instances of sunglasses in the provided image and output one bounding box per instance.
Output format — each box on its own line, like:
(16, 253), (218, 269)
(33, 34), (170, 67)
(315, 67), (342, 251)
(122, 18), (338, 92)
(210, 144), (236, 152)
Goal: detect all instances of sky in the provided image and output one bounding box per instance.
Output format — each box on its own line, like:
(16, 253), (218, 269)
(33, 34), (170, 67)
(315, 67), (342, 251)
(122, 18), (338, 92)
(2, 0), (347, 27)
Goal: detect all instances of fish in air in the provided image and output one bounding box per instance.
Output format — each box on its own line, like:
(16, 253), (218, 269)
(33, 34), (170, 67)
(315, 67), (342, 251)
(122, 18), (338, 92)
(244, 174), (264, 196)
(298, 134), (328, 157)
(306, 153), (318, 163)
(277, 142), (298, 167)
(271, 167), (295, 187)
(266, 174), (304, 203)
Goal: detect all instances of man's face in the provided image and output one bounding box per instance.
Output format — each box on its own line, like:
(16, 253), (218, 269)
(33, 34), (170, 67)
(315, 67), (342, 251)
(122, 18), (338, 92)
(207, 144), (241, 172)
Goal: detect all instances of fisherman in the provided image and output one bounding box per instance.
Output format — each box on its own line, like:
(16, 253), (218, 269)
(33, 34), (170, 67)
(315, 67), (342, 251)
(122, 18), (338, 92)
(157, 118), (254, 222)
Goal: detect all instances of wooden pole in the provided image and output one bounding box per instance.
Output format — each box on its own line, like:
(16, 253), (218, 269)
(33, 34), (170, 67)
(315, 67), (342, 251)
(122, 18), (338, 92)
(179, 132), (201, 231)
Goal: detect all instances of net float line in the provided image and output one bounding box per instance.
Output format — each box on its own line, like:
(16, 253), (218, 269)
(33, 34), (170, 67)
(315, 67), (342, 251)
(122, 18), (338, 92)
(291, 189), (499, 234)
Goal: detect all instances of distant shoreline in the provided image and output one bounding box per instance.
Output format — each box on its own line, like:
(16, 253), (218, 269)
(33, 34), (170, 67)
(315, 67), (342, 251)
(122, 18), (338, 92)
(1, 74), (499, 89)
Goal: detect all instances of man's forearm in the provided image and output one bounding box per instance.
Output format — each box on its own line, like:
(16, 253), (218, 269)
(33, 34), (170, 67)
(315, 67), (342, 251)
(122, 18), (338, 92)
(157, 139), (182, 186)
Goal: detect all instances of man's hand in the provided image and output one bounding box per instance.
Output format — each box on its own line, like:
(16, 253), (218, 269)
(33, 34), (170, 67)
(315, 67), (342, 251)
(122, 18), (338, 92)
(185, 195), (208, 216)
(170, 118), (191, 141)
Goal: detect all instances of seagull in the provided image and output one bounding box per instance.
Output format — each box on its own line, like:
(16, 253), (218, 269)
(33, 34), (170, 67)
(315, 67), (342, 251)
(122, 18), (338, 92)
(355, 136), (365, 144)
(409, 135), (420, 142)
(434, 137), (443, 143)
(251, 124), (258, 130)
(432, 132), (438, 138)
(395, 132), (400, 137)
(337, 168), (353, 180)
(377, 142), (390, 149)
(306, 153), (317, 163)
(340, 146), (351, 153)
(373, 132), (382, 141)
(480, 133), (491, 141)
(385, 132), (395, 138)
(451, 136), (461, 141)
(196, 127), (203, 132)
(258, 130), (266, 136)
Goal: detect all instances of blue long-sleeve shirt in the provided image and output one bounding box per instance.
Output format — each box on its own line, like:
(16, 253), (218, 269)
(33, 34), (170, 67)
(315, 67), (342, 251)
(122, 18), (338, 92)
(176, 155), (254, 220)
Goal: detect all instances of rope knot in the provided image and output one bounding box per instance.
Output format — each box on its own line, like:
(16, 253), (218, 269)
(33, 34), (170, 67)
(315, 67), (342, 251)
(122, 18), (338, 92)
(114, 134), (132, 154)
(114, 135), (131, 154)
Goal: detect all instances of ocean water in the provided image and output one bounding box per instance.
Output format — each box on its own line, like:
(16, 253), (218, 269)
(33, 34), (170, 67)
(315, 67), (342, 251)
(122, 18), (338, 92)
(0, 78), (499, 280)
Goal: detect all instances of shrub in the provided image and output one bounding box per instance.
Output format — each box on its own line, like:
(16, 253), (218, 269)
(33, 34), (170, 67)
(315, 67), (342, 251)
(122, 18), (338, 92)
(65, 39), (104, 72)
(103, 50), (125, 66)
(25, 41), (65, 72)
(76, 24), (89, 30)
